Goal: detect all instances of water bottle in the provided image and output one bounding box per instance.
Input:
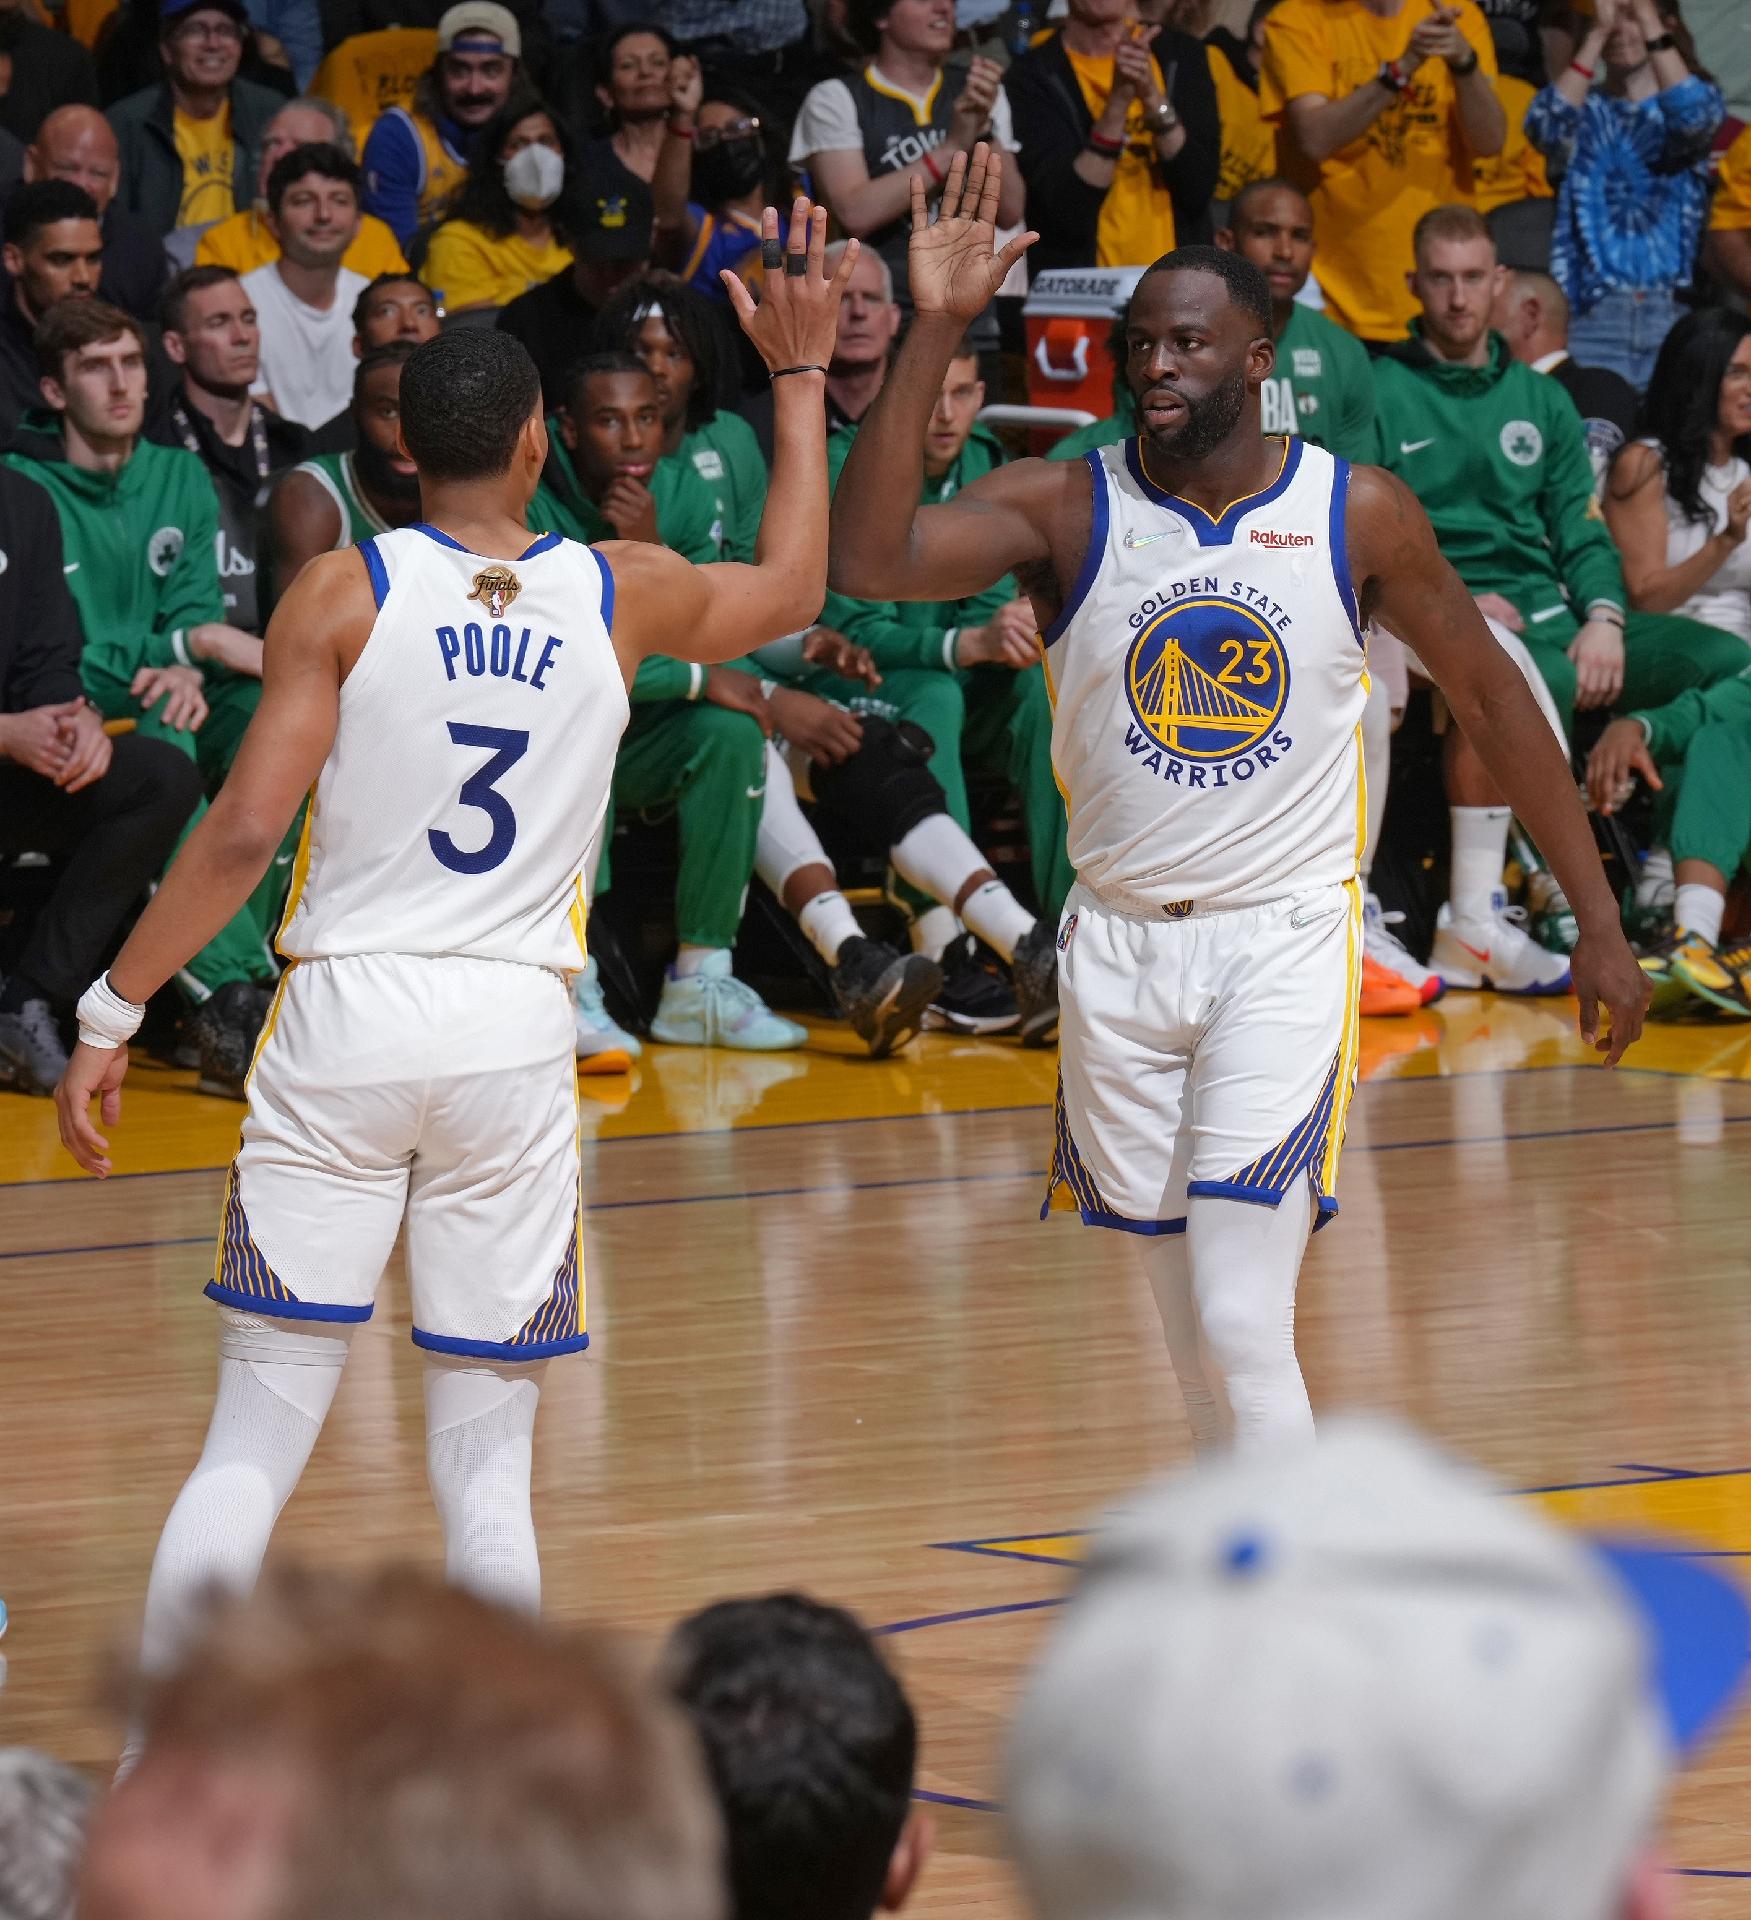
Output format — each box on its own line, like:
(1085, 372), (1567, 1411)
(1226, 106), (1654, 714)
(1011, 0), (1035, 56)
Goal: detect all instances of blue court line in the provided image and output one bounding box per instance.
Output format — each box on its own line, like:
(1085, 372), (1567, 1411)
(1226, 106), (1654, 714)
(873, 1596), (1068, 1637)
(913, 1788), (1003, 1813)
(7, 1060), (1751, 1194)
(9, 1097), (1751, 1263)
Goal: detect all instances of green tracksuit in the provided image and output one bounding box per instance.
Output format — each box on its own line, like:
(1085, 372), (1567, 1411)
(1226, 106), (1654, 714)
(3, 417), (290, 997)
(527, 431), (761, 949)
(678, 409), (768, 562)
(820, 422), (1073, 919)
(297, 450), (394, 543)
(1046, 304), (1377, 465)
(1371, 331), (1746, 728)
(1633, 665), (1751, 882)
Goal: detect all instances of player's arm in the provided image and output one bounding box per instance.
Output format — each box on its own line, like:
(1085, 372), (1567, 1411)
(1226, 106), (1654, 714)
(1350, 465), (1648, 1064)
(828, 148), (1063, 606)
(268, 467), (345, 597)
(54, 551), (368, 1176)
(606, 198), (858, 672)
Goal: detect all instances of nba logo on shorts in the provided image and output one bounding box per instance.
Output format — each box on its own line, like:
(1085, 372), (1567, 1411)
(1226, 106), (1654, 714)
(1058, 912), (1078, 953)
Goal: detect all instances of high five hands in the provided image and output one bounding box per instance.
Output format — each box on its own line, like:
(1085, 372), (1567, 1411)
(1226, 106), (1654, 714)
(908, 144), (1038, 326)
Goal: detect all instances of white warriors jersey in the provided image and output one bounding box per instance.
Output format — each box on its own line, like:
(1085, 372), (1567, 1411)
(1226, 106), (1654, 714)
(278, 524), (630, 971)
(1041, 435), (1370, 912)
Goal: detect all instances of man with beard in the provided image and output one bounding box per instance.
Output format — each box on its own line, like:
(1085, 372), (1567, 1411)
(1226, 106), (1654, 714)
(829, 148), (1648, 1459)
(361, 1), (520, 248)
(159, 265), (309, 637)
(267, 342), (421, 591)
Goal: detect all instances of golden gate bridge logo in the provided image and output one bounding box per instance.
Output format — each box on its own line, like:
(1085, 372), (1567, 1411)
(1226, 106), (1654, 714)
(1123, 598), (1289, 762)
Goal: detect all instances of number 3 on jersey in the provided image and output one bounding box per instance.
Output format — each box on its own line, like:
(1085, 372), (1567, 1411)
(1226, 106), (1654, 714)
(429, 722), (529, 875)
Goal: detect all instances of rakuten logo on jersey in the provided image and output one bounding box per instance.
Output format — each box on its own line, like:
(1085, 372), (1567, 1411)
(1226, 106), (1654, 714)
(1249, 528), (1315, 549)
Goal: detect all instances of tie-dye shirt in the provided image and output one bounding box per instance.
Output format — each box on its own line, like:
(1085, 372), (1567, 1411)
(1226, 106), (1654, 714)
(1525, 76), (1723, 315)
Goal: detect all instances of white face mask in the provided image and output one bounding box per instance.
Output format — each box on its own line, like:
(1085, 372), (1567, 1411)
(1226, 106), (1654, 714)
(504, 142), (564, 210)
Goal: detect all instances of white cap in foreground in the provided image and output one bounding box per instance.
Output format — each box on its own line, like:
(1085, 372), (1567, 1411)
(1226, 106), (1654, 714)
(1006, 1418), (1748, 1920)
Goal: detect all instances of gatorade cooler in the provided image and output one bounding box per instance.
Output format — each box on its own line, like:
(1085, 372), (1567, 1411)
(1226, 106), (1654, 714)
(1023, 266), (1145, 420)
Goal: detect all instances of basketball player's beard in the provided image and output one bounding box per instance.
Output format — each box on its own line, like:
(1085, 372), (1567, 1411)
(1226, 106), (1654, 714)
(355, 440), (423, 508)
(1143, 367), (1249, 461)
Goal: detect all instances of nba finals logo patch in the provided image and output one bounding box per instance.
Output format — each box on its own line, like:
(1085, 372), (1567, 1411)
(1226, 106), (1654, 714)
(468, 566), (522, 619)
(1057, 912), (1078, 953)
(1122, 584), (1292, 790)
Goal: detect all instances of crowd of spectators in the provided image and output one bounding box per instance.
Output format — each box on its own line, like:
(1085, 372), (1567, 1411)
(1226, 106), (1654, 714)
(4, 0), (1751, 1097)
(3, 1416), (1742, 1920)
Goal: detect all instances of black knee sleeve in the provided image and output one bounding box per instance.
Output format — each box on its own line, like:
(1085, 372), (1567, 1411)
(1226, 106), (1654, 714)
(808, 715), (945, 843)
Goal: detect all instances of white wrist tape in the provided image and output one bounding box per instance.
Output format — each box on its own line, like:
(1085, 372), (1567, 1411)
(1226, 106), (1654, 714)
(76, 972), (146, 1050)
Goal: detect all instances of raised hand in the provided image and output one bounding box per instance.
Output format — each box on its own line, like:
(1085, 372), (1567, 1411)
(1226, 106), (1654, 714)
(908, 145), (1038, 327)
(722, 198), (858, 375)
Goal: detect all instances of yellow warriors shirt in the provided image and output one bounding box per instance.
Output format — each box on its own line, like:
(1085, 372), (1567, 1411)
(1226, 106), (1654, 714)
(1474, 73), (1549, 214)
(175, 103), (235, 227)
(1208, 43), (1276, 204)
(1711, 124), (1751, 235)
(1066, 43), (1176, 267)
(1261, 0), (1496, 339)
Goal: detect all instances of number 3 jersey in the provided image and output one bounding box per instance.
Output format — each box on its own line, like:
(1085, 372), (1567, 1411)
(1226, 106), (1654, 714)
(277, 524), (630, 973)
(1042, 436), (1370, 913)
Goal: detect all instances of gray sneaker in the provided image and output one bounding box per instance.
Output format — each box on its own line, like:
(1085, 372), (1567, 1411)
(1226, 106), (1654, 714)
(1011, 919), (1061, 1047)
(0, 993), (70, 1095)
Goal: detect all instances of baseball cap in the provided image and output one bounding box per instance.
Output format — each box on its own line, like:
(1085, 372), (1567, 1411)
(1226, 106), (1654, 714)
(1006, 1419), (1751, 1920)
(159, 0), (248, 27)
(569, 168), (655, 265)
(436, 1), (520, 57)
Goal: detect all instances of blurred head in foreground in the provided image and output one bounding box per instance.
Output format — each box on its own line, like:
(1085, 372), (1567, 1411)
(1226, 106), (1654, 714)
(1007, 1417), (1750, 1920)
(80, 1564), (726, 1920)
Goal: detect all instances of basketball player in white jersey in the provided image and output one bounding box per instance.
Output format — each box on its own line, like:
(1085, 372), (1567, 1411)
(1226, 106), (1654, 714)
(831, 149), (1651, 1456)
(52, 200), (857, 1683)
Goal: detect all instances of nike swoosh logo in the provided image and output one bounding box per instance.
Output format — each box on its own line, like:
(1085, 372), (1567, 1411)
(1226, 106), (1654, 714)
(745, 785), (765, 799)
(1399, 438), (1435, 455)
(1124, 530), (1176, 548)
(63, 562), (79, 574)
(1456, 938), (1490, 962)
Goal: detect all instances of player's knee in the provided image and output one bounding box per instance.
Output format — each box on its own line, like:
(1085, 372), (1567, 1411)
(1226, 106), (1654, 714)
(810, 715), (947, 841)
(885, 668), (964, 743)
(689, 702), (767, 778)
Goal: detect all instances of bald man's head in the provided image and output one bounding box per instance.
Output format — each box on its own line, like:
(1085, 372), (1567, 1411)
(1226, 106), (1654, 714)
(26, 106), (119, 214)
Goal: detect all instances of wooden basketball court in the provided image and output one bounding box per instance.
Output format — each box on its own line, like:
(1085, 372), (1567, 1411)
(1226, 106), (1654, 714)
(4, 995), (1751, 1912)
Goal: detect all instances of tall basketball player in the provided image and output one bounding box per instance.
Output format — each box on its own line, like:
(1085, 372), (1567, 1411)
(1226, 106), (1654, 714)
(54, 200), (856, 1686)
(830, 150), (1650, 1457)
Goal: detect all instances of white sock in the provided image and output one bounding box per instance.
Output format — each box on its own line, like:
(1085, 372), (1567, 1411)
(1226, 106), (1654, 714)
(1139, 1234), (1232, 1459)
(1676, 882), (1725, 947)
(1449, 805), (1512, 925)
(911, 904), (959, 959)
(797, 889), (861, 964)
(1187, 1181), (1314, 1455)
(890, 813), (987, 907)
(424, 1357), (545, 1616)
(121, 1310), (353, 1774)
(949, 881), (1030, 965)
(673, 944), (718, 978)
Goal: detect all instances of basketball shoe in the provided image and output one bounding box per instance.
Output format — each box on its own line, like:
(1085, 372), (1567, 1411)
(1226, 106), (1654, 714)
(1011, 919), (1060, 1047)
(1430, 893), (1572, 994)
(0, 984), (68, 1095)
(1362, 892), (1443, 1006)
(650, 951), (807, 1051)
(189, 980), (271, 1099)
(830, 937), (942, 1057)
(1672, 937), (1751, 1018)
(572, 957), (641, 1073)
(1508, 824), (1579, 954)
(925, 935), (1020, 1036)
(1360, 954), (1422, 1017)
(1637, 927), (1716, 1018)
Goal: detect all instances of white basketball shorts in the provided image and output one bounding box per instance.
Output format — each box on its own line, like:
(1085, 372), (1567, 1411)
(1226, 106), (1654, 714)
(1044, 879), (1362, 1234)
(206, 953), (586, 1360)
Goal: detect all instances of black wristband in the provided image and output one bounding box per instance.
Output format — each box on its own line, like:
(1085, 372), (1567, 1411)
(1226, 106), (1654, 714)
(1643, 32), (1676, 51)
(771, 364), (827, 380)
(1448, 46), (1479, 74)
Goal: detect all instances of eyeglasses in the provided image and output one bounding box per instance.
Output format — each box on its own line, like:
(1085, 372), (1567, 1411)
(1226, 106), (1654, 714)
(174, 18), (244, 42)
(696, 115), (761, 150)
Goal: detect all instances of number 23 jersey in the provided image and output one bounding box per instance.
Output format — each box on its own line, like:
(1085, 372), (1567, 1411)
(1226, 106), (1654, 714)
(277, 525), (630, 972)
(1042, 436), (1370, 913)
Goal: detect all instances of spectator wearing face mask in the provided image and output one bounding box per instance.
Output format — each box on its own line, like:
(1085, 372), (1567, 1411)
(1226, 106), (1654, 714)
(678, 85), (768, 305)
(422, 95), (573, 314)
